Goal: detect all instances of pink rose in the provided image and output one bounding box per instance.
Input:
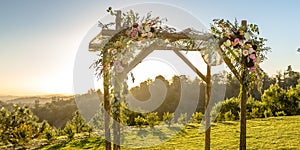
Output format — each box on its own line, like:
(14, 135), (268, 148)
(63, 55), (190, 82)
(114, 60), (120, 67)
(131, 30), (138, 39)
(234, 38), (239, 44)
(249, 54), (256, 59)
(116, 66), (124, 73)
(132, 28), (138, 32)
(249, 67), (256, 72)
(125, 29), (131, 36)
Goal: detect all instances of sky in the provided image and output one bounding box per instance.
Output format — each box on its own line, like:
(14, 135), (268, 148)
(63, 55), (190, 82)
(0, 0), (300, 96)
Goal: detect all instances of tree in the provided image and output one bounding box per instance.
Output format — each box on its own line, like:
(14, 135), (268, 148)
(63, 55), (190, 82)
(261, 84), (286, 115)
(64, 122), (75, 141)
(285, 80), (300, 115)
(70, 110), (89, 133)
(0, 105), (43, 148)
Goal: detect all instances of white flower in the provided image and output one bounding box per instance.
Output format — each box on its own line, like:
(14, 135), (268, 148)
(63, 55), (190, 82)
(224, 39), (231, 47)
(144, 25), (151, 32)
(242, 50), (249, 56)
(244, 32), (251, 40)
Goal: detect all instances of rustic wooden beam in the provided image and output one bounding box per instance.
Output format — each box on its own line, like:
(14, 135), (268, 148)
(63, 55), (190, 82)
(173, 50), (207, 82)
(217, 49), (242, 83)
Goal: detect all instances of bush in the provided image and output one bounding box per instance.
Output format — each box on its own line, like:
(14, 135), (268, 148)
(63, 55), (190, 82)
(45, 130), (55, 143)
(191, 112), (203, 124)
(261, 84), (286, 116)
(177, 113), (188, 125)
(145, 112), (159, 128)
(134, 115), (145, 129)
(250, 107), (261, 118)
(162, 112), (174, 127)
(224, 110), (235, 121)
(275, 111), (286, 116)
(264, 109), (273, 118)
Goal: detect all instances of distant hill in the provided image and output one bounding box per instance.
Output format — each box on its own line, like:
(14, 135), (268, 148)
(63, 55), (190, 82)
(0, 95), (21, 102)
(0, 94), (74, 105)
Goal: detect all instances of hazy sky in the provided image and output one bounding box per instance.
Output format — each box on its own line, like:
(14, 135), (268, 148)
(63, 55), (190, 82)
(1, 0), (299, 95)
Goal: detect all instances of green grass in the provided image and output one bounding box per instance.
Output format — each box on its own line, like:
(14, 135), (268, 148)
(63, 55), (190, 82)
(40, 116), (300, 150)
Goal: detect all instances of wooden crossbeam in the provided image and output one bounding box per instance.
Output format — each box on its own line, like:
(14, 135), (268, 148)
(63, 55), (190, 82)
(173, 50), (207, 82)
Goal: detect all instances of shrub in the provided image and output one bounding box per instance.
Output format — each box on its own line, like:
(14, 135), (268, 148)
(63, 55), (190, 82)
(224, 110), (235, 121)
(162, 112), (174, 127)
(275, 111), (286, 116)
(191, 112), (203, 124)
(134, 115), (145, 129)
(177, 113), (188, 125)
(145, 112), (159, 128)
(264, 109), (273, 118)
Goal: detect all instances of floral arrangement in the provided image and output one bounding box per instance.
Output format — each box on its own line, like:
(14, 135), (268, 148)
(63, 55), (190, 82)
(210, 19), (270, 89)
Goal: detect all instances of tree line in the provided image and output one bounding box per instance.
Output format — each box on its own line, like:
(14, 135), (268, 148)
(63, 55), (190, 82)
(0, 65), (299, 148)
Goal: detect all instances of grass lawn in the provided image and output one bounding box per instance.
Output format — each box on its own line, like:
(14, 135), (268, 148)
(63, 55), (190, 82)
(40, 116), (300, 150)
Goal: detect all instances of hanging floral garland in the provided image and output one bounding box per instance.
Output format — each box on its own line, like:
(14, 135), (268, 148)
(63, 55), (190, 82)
(210, 19), (270, 89)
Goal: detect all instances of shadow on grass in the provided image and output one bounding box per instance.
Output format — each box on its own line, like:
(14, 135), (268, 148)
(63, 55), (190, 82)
(151, 128), (167, 140)
(137, 129), (150, 137)
(219, 121), (237, 126)
(39, 137), (105, 150)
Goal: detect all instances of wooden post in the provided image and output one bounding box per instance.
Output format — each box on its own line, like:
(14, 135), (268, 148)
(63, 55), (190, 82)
(113, 77), (121, 150)
(103, 51), (112, 150)
(115, 10), (122, 30)
(240, 20), (248, 150)
(113, 10), (122, 150)
(205, 65), (211, 150)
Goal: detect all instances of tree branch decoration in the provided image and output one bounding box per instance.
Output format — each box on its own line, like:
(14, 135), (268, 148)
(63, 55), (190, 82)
(210, 19), (270, 90)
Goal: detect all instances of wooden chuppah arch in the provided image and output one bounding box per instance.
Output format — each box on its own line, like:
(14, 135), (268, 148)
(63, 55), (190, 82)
(89, 9), (221, 150)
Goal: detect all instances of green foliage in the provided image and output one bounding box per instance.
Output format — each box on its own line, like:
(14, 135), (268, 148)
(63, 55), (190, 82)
(191, 112), (203, 124)
(0, 105), (47, 147)
(64, 122), (75, 141)
(134, 115), (145, 129)
(177, 113), (188, 125)
(275, 111), (286, 116)
(212, 97), (239, 121)
(32, 98), (77, 129)
(162, 112), (174, 127)
(45, 129), (55, 142)
(70, 111), (89, 133)
(262, 84), (286, 116)
(263, 109), (273, 118)
(224, 110), (235, 121)
(145, 112), (160, 128)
